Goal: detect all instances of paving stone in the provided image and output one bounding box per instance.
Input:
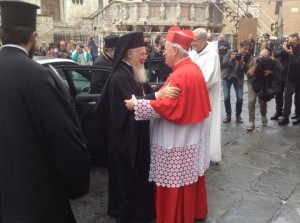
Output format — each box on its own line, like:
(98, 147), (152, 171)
(205, 185), (240, 222)
(208, 163), (265, 194)
(271, 153), (300, 182)
(239, 148), (282, 170)
(251, 172), (298, 200)
(276, 125), (300, 144)
(272, 184), (300, 223)
(258, 135), (294, 155)
(71, 167), (108, 222)
(217, 190), (281, 223)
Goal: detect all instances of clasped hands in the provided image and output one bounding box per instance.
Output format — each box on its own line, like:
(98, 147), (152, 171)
(124, 82), (180, 111)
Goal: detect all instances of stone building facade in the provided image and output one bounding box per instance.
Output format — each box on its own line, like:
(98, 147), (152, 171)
(1, 0), (299, 45)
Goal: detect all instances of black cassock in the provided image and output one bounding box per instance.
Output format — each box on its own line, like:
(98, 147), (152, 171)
(0, 46), (90, 223)
(90, 52), (113, 94)
(92, 61), (156, 222)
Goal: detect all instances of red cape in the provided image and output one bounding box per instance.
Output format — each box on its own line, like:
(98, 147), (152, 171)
(150, 57), (211, 125)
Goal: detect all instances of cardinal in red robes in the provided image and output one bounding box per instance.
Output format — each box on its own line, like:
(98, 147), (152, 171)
(125, 26), (211, 223)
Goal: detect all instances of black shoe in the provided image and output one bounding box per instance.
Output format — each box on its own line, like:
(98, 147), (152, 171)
(278, 117), (289, 125)
(270, 112), (282, 120)
(291, 113), (298, 120)
(292, 118), (300, 125)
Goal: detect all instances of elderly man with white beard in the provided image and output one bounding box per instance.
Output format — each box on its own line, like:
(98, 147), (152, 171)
(91, 32), (179, 222)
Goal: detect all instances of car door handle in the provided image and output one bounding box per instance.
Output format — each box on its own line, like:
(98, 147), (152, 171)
(88, 101), (97, 105)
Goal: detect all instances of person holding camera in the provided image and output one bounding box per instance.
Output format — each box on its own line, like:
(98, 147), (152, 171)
(54, 40), (72, 59)
(278, 33), (300, 125)
(246, 49), (283, 130)
(221, 40), (252, 124)
(271, 38), (291, 120)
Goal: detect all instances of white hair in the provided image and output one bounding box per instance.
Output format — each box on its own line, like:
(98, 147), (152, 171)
(168, 41), (189, 56)
(193, 28), (207, 41)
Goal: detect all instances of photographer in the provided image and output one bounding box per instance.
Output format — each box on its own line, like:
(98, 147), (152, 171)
(54, 40), (72, 59)
(246, 49), (283, 130)
(271, 38), (291, 120)
(279, 33), (300, 125)
(221, 40), (252, 123)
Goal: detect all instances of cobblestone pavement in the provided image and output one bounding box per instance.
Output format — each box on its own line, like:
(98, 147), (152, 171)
(71, 84), (300, 223)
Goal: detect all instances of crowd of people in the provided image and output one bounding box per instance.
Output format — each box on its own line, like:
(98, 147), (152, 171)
(1, 0), (300, 223)
(33, 36), (98, 65)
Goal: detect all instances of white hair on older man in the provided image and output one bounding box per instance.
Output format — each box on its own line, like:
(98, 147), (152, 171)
(193, 28), (208, 41)
(168, 41), (189, 56)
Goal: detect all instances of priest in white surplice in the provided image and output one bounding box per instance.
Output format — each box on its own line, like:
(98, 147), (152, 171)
(189, 28), (222, 162)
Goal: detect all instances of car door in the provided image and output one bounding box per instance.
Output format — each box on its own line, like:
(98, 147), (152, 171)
(50, 65), (111, 139)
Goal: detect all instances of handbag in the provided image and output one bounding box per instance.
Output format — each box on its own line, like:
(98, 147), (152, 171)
(257, 88), (275, 101)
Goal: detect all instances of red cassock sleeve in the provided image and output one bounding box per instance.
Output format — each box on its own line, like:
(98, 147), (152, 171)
(150, 60), (211, 125)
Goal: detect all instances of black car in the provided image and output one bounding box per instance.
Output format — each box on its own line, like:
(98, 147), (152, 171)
(35, 58), (111, 139)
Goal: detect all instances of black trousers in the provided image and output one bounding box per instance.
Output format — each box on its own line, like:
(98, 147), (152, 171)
(283, 82), (296, 117)
(295, 83), (300, 116)
(274, 79), (286, 114)
(283, 82), (300, 117)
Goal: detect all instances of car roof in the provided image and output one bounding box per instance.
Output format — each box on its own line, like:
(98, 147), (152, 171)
(34, 57), (77, 65)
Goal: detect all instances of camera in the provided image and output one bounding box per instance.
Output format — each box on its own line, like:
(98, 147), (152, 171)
(286, 42), (292, 50)
(255, 56), (275, 70)
(232, 51), (242, 61)
(235, 52), (243, 61)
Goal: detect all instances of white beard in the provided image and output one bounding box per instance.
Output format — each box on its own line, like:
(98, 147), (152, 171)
(133, 65), (147, 83)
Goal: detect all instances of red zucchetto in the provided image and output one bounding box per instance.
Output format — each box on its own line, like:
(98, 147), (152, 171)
(167, 26), (194, 51)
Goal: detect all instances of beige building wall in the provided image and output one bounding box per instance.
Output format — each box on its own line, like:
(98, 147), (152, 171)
(222, 0), (300, 36)
(16, 0), (300, 38)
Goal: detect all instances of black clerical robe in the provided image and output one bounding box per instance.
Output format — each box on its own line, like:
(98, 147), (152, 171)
(0, 46), (90, 223)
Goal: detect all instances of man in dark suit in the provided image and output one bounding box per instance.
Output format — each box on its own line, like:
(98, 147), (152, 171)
(0, 1), (90, 222)
(90, 34), (119, 93)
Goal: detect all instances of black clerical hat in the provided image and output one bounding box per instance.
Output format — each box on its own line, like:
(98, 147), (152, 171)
(104, 35), (119, 49)
(112, 32), (144, 72)
(0, 0), (40, 28)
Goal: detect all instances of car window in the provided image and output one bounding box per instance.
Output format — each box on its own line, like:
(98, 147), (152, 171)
(69, 70), (91, 94)
(54, 67), (68, 86)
